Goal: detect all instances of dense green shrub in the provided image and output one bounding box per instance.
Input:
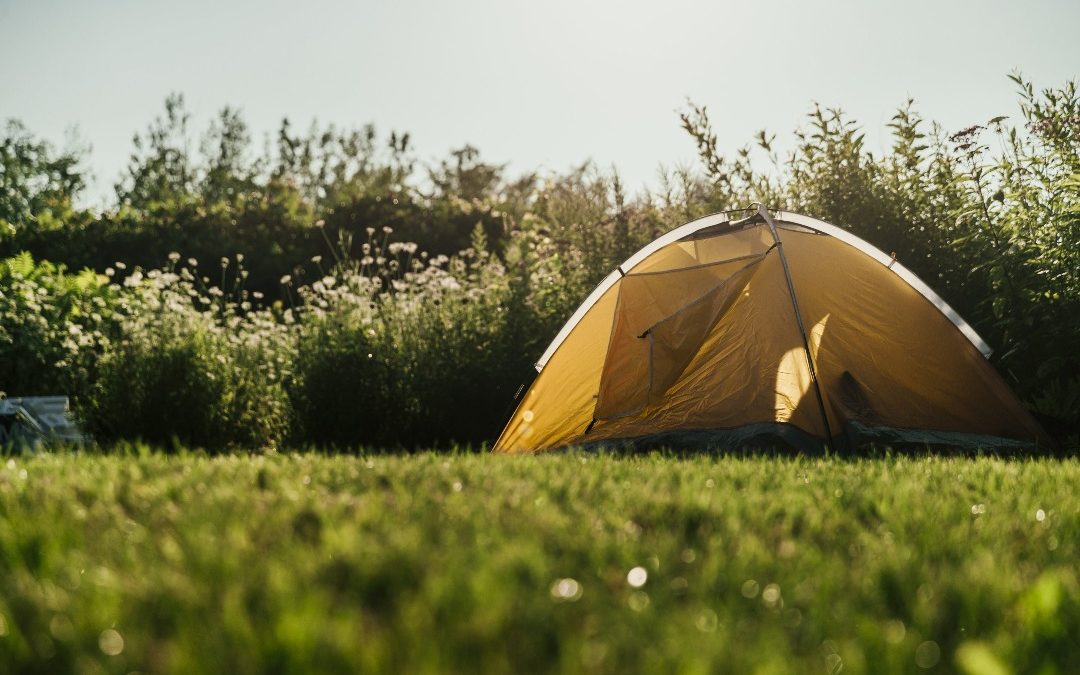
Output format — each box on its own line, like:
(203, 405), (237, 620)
(289, 312), (400, 447)
(88, 314), (290, 449)
(949, 77), (1080, 438)
(0, 252), (117, 400)
(289, 227), (537, 447)
(83, 260), (293, 449)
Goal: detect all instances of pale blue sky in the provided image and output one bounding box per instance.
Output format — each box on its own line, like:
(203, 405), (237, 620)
(2, 0), (1078, 205)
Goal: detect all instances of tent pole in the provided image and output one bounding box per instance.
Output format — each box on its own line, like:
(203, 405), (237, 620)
(756, 204), (837, 452)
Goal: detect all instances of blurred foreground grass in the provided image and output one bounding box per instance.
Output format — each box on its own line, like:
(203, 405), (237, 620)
(0, 451), (1077, 674)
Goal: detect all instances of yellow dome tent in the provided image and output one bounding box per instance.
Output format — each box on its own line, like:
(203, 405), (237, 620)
(494, 205), (1050, 454)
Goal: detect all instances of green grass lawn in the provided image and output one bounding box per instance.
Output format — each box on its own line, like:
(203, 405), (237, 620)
(0, 451), (1077, 674)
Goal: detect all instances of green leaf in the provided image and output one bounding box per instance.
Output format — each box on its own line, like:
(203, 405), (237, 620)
(955, 642), (1011, 675)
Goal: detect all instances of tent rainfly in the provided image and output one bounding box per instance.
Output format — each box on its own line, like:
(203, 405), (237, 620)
(493, 205), (1051, 454)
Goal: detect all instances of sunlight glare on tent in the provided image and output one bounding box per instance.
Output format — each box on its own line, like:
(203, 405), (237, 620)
(775, 314), (828, 421)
